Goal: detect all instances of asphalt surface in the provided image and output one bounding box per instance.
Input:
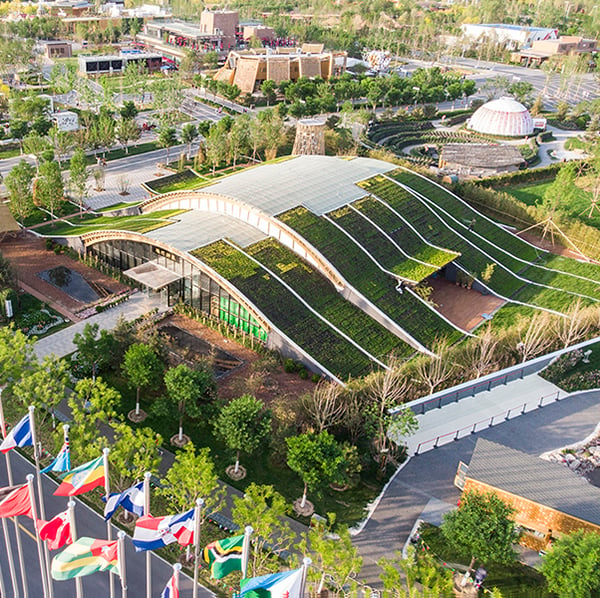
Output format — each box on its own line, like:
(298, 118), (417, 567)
(0, 450), (214, 598)
(354, 390), (600, 585)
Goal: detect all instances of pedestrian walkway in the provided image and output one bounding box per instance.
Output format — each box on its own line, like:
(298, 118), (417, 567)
(393, 374), (563, 456)
(34, 291), (165, 361)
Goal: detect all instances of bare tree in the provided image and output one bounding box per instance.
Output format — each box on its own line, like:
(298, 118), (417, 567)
(554, 299), (591, 349)
(413, 338), (456, 396)
(301, 380), (346, 433)
(458, 326), (499, 380)
(517, 312), (554, 362)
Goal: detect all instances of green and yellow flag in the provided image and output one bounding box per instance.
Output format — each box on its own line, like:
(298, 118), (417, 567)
(51, 537), (119, 581)
(202, 533), (244, 579)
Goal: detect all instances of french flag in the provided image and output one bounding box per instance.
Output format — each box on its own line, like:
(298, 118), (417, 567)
(0, 413), (33, 453)
(133, 509), (195, 552)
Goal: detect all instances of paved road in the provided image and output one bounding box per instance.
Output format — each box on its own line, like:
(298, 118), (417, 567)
(354, 390), (600, 586)
(0, 450), (214, 598)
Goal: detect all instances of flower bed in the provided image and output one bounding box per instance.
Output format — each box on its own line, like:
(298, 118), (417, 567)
(277, 207), (462, 347)
(74, 290), (133, 320)
(20, 308), (65, 336)
(192, 241), (377, 379)
(246, 238), (414, 359)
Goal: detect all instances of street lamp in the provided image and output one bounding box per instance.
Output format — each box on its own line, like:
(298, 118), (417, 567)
(412, 85), (420, 107)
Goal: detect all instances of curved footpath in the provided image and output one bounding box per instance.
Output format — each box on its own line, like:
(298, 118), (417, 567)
(354, 389), (600, 585)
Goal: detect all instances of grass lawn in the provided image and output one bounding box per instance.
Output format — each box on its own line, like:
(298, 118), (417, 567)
(89, 141), (161, 165)
(22, 202), (80, 228)
(100, 200), (143, 211)
(34, 209), (186, 236)
(418, 523), (554, 598)
(540, 340), (600, 391)
(0, 144), (22, 159)
(100, 368), (389, 529)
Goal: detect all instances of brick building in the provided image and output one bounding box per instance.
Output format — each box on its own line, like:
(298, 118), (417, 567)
(456, 439), (600, 549)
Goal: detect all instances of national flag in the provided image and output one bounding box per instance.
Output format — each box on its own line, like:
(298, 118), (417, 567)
(240, 568), (304, 598)
(160, 571), (179, 598)
(54, 456), (105, 496)
(37, 510), (72, 551)
(202, 534), (244, 579)
(0, 484), (32, 519)
(132, 509), (195, 552)
(0, 413), (32, 453)
(51, 537), (119, 581)
(103, 481), (145, 521)
(41, 440), (71, 474)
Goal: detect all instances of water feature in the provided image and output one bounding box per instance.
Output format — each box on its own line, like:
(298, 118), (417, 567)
(37, 266), (100, 304)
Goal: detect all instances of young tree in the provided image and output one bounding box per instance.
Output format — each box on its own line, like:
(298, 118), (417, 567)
(301, 380), (346, 433)
(158, 442), (223, 541)
(180, 123), (198, 159)
(10, 119), (29, 153)
(260, 79), (277, 106)
(204, 124), (228, 175)
(163, 364), (214, 443)
(49, 127), (74, 169)
(541, 530), (600, 598)
(158, 126), (178, 166)
(116, 117), (140, 154)
(121, 343), (163, 418)
(231, 483), (294, 577)
(228, 114), (250, 168)
(108, 423), (162, 492)
(441, 490), (519, 569)
(0, 328), (36, 387)
(119, 100), (138, 120)
(95, 114), (116, 157)
(213, 394), (271, 475)
(5, 160), (35, 224)
(22, 131), (50, 174)
(72, 323), (117, 380)
(69, 147), (89, 216)
(286, 430), (346, 509)
(34, 160), (64, 222)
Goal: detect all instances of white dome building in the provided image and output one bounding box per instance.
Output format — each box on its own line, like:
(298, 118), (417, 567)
(467, 97), (534, 137)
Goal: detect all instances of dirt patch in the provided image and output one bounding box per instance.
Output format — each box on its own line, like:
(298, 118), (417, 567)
(428, 277), (505, 331)
(159, 313), (316, 403)
(516, 230), (592, 261)
(0, 232), (129, 319)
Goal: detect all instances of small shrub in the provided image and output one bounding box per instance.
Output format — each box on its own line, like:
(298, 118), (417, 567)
(298, 367), (309, 379)
(311, 373), (321, 383)
(284, 358), (297, 373)
(45, 239), (54, 251)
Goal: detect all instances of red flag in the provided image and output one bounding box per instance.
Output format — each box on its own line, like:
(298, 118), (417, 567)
(0, 485), (32, 519)
(37, 510), (72, 551)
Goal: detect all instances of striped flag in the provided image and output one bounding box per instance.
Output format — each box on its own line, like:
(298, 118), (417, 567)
(103, 481), (145, 521)
(0, 413), (33, 453)
(41, 440), (71, 474)
(51, 537), (118, 580)
(240, 568), (304, 598)
(54, 455), (105, 496)
(160, 570), (179, 598)
(133, 509), (195, 552)
(202, 534), (244, 579)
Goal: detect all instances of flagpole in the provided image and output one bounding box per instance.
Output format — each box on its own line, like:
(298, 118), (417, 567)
(143, 471), (151, 598)
(300, 557), (312, 598)
(67, 500), (83, 598)
(0, 395), (28, 598)
(241, 525), (253, 579)
(117, 530), (127, 598)
(26, 474), (50, 598)
(103, 447), (115, 598)
(192, 497), (204, 598)
(29, 405), (54, 598)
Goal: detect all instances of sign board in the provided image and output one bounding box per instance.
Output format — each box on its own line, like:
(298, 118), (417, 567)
(53, 111), (79, 132)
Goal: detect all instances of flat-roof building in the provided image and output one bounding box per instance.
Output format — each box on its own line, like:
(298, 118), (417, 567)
(461, 23), (558, 50)
(512, 35), (598, 66)
(78, 52), (162, 76)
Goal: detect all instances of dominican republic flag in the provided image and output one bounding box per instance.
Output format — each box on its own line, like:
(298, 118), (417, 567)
(0, 413), (33, 453)
(133, 509), (195, 552)
(41, 440), (71, 474)
(160, 571), (179, 598)
(103, 481), (145, 521)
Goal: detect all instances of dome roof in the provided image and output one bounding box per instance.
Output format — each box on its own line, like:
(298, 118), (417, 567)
(467, 97), (533, 137)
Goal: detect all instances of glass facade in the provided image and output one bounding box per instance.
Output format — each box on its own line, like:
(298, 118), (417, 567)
(88, 239), (268, 341)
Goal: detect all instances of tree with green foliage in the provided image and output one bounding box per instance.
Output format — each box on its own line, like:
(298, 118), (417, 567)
(12, 355), (69, 427)
(122, 343), (163, 418)
(10, 119), (29, 153)
(72, 323), (117, 380)
(34, 160), (64, 222)
(507, 81), (534, 107)
(22, 131), (50, 174)
(120, 100), (138, 121)
(231, 483), (294, 577)
(116, 117), (140, 154)
(5, 160), (35, 224)
(108, 423), (162, 492)
(180, 123), (198, 159)
(204, 124), (228, 175)
(158, 126), (178, 165)
(286, 430), (346, 510)
(441, 490), (519, 569)
(69, 147), (89, 216)
(228, 114), (250, 168)
(541, 530), (600, 598)
(0, 328), (35, 388)
(213, 394), (271, 475)
(300, 517), (363, 596)
(162, 364), (214, 443)
(0, 252), (17, 294)
(49, 126), (74, 169)
(260, 79), (277, 106)
(69, 377), (120, 462)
